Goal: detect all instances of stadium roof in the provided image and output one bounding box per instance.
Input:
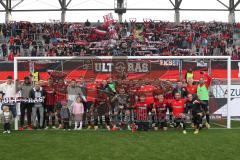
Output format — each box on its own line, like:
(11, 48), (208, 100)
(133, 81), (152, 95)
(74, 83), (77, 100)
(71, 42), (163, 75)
(1, 0), (240, 23)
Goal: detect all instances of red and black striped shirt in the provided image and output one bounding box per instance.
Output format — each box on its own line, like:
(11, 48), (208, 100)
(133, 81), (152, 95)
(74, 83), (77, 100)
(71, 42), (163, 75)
(134, 102), (150, 121)
(44, 85), (55, 106)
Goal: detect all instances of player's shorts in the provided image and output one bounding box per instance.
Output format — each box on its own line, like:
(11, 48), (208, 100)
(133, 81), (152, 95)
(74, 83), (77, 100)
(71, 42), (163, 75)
(201, 100), (209, 113)
(154, 115), (167, 127)
(174, 116), (186, 123)
(136, 121), (149, 131)
(155, 118), (167, 127)
(97, 103), (110, 116)
(85, 101), (94, 112)
(45, 105), (55, 113)
(192, 113), (203, 124)
(113, 104), (126, 113)
(154, 113), (166, 121)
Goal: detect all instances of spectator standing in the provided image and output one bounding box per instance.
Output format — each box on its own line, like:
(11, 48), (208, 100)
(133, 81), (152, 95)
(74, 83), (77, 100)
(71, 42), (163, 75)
(78, 76), (87, 101)
(1, 106), (12, 134)
(0, 76), (17, 123)
(71, 96), (84, 130)
(17, 76), (33, 131)
(60, 101), (71, 130)
(67, 79), (82, 126)
(30, 81), (45, 129)
(7, 51), (14, 61)
(67, 79), (82, 109)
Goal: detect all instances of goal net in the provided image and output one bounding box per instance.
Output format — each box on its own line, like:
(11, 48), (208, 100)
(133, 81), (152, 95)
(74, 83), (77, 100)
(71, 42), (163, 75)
(13, 56), (232, 129)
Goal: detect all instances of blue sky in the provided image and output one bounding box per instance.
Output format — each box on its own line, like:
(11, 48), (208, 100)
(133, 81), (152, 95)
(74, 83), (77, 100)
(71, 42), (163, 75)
(0, 0), (240, 22)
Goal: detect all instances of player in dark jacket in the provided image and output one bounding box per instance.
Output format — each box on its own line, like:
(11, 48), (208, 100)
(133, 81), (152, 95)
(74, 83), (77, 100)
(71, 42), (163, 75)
(185, 93), (204, 134)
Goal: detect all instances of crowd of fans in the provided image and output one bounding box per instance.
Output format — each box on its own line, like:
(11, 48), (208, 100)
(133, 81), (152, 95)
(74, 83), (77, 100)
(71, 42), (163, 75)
(1, 20), (240, 60)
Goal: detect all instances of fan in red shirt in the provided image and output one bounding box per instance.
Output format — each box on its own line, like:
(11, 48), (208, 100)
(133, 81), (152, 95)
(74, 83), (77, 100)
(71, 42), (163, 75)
(8, 52), (14, 61)
(170, 92), (187, 134)
(43, 78), (56, 129)
(134, 94), (150, 131)
(9, 36), (14, 46)
(152, 93), (168, 131)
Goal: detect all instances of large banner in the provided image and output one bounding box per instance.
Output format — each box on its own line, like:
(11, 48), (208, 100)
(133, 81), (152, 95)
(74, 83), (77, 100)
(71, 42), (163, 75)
(212, 84), (240, 117)
(0, 60), (239, 117)
(0, 60), (239, 81)
(94, 61), (150, 73)
(212, 85), (240, 98)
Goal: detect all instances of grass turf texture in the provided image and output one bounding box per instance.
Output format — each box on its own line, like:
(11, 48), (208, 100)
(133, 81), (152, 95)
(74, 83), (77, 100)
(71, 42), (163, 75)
(0, 129), (239, 160)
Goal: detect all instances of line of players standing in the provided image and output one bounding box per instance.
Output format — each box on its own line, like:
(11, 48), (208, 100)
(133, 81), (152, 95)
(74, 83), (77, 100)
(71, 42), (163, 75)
(18, 71), (212, 134)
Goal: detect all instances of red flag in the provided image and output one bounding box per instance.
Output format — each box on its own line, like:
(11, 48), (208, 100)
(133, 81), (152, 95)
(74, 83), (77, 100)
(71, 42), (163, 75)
(103, 13), (114, 27)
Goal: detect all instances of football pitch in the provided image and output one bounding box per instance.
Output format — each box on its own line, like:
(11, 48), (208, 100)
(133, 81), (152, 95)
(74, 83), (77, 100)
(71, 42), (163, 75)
(0, 128), (239, 160)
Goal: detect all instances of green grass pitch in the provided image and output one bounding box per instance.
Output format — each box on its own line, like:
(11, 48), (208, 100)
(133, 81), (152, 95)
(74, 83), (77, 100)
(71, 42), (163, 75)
(0, 129), (240, 160)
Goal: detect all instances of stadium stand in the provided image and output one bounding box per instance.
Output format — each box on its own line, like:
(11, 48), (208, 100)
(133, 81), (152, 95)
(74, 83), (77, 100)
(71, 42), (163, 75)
(0, 21), (239, 60)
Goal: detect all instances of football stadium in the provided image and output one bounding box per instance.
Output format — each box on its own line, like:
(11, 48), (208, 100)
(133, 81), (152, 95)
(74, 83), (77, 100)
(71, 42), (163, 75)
(0, 0), (240, 160)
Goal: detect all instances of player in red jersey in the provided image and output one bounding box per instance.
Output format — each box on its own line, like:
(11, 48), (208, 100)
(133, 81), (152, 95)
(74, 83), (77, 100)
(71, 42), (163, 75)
(93, 82), (111, 131)
(54, 78), (67, 129)
(164, 80), (174, 100)
(185, 78), (198, 128)
(55, 79), (67, 103)
(127, 83), (139, 131)
(44, 78), (56, 129)
(170, 92), (187, 134)
(152, 93), (168, 131)
(138, 84), (156, 105)
(163, 80), (174, 127)
(134, 94), (151, 131)
(86, 79), (98, 129)
(186, 78), (197, 97)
